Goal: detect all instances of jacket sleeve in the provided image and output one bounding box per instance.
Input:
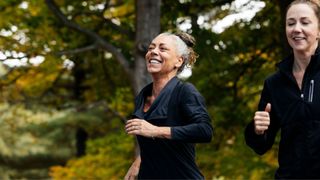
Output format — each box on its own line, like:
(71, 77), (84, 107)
(244, 79), (280, 155)
(171, 83), (213, 143)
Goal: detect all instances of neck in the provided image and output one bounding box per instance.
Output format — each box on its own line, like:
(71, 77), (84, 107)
(293, 47), (317, 72)
(151, 74), (176, 97)
(293, 56), (310, 72)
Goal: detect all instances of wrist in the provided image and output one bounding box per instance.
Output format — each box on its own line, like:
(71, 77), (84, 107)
(133, 156), (141, 166)
(154, 127), (171, 139)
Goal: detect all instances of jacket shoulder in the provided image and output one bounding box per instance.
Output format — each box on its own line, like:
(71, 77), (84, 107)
(264, 71), (282, 85)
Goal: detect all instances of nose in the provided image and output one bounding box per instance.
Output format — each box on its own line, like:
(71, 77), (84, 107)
(292, 23), (302, 32)
(146, 47), (159, 60)
(150, 47), (159, 55)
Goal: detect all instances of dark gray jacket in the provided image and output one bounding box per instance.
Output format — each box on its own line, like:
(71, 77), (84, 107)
(132, 76), (213, 179)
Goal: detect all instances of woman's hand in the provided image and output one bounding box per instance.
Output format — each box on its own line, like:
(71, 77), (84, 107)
(125, 118), (171, 139)
(254, 103), (271, 135)
(124, 155), (141, 180)
(125, 119), (158, 138)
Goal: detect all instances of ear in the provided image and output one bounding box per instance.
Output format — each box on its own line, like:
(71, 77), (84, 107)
(174, 56), (184, 69)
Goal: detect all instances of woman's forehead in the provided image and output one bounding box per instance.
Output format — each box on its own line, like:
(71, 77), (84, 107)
(152, 34), (175, 44)
(287, 3), (317, 18)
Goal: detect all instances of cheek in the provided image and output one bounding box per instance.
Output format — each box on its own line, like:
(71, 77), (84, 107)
(145, 52), (150, 60)
(307, 28), (319, 40)
(285, 27), (291, 36)
(286, 29), (292, 42)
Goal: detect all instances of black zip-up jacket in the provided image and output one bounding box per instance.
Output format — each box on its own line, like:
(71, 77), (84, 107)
(245, 47), (320, 179)
(132, 76), (213, 179)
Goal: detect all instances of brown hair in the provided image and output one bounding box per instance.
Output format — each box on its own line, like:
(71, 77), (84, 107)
(287, 0), (320, 26)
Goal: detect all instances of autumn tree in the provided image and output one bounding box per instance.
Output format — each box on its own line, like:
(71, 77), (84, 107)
(0, 0), (160, 178)
(0, 0), (296, 179)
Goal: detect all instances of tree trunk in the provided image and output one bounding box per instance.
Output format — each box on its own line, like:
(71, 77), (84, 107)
(132, 0), (161, 156)
(133, 0), (161, 95)
(72, 56), (88, 157)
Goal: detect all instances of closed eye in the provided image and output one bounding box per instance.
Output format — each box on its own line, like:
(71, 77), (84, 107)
(160, 47), (168, 51)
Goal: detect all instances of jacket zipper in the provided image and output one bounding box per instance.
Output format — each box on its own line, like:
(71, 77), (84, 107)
(308, 79), (314, 102)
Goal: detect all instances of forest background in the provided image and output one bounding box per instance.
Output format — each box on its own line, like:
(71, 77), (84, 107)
(0, 0), (294, 179)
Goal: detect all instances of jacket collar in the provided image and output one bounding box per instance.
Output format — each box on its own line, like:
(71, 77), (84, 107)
(132, 76), (180, 119)
(141, 76), (180, 97)
(277, 46), (320, 76)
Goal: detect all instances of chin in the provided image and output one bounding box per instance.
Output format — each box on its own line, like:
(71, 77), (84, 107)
(293, 46), (308, 50)
(291, 45), (307, 51)
(147, 68), (160, 74)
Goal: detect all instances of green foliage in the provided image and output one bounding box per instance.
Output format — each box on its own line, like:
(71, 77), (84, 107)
(0, 102), (73, 178)
(196, 126), (278, 179)
(49, 131), (135, 179)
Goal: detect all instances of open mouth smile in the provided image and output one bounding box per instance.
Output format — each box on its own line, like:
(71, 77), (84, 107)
(149, 59), (162, 64)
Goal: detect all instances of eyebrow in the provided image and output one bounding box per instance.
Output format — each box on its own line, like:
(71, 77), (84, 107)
(287, 17), (311, 20)
(149, 43), (168, 46)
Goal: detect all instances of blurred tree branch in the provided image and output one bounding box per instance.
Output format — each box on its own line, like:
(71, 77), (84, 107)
(45, 0), (132, 75)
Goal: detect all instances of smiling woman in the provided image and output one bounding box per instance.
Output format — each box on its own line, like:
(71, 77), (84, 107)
(286, 1), (320, 55)
(245, 0), (320, 179)
(124, 32), (213, 180)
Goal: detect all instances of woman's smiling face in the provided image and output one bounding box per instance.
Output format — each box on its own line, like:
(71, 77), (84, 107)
(286, 3), (320, 54)
(145, 34), (183, 76)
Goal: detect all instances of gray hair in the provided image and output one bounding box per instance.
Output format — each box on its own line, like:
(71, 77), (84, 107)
(159, 32), (190, 73)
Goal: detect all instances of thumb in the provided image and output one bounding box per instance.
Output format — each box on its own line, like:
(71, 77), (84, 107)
(265, 103), (271, 113)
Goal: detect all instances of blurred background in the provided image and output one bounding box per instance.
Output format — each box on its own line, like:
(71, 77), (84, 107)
(0, 0), (293, 179)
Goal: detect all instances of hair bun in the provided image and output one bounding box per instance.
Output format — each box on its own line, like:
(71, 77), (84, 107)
(311, 0), (320, 6)
(174, 32), (196, 48)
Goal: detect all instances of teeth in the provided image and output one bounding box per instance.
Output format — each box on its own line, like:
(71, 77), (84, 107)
(150, 59), (161, 64)
(293, 37), (304, 40)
